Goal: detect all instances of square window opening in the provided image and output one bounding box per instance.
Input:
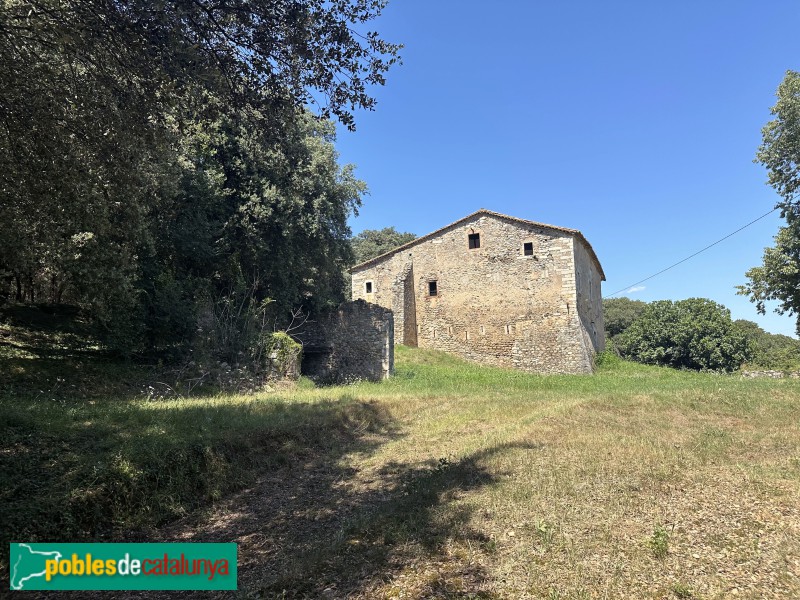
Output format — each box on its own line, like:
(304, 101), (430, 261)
(523, 242), (534, 256)
(365, 281), (373, 294)
(468, 233), (481, 249)
(428, 280), (438, 296)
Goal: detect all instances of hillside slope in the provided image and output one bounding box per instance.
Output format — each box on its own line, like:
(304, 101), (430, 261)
(2, 330), (799, 598)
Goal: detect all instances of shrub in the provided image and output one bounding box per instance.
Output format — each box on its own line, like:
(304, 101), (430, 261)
(648, 525), (669, 559)
(616, 298), (750, 372)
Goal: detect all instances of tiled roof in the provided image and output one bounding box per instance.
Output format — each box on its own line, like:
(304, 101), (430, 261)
(350, 209), (606, 280)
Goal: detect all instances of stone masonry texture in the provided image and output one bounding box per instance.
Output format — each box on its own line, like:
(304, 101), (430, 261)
(297, 300), (394, 384)
(350, 210), (605, 375)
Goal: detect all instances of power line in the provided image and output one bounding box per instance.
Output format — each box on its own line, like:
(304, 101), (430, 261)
(604, 207), (779, 298)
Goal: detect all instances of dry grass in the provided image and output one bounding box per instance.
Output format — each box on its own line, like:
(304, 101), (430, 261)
(2, 339), (799, 599)
(155, 349), (800, 599)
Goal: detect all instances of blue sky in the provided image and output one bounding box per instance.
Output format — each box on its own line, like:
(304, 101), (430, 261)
(336, 1), (800, 337)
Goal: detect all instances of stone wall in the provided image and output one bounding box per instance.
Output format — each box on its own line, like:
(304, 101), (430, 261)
(352, 212), (605, 375)
(573, 236), (605, 371)
(741, 370), (800, 379)
(297, 300), (394, 384)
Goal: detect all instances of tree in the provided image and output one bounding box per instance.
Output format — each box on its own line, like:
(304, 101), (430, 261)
(739, 70), (800, 333)
(732, 319), (800, 370)
(616, 298), (750, 372)
(739, 224), (800, 334)
(0, 1), (398, 353)
(128, 111), (366, 353)
(351, 227), (417, 264)
(602, 297), (648, 339)
(755, 71), (800, 216)
(0, 1), (401, 131)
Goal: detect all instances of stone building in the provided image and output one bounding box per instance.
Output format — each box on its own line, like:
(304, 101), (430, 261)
(350, 209), (605, 374)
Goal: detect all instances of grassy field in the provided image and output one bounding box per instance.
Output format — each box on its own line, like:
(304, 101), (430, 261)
(2, 319), (800, 598)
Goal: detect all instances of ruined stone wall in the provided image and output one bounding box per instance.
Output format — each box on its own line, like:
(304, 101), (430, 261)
(298, 300), (394, 384)
(352, 213), (600, 374)
(741, 370), (800, 379)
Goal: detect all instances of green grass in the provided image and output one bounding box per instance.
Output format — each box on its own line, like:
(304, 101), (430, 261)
(2, 330), (800, 598)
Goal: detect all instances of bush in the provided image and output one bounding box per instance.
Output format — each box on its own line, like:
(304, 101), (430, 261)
(616, 298), (750, 372)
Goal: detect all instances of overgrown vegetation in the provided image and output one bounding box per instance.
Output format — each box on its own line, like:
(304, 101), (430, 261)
(3, 323), (800, 597)
(613, 298), (751, 372)
(604, 297), (799, 372)
(0, 0), (400, 358)
(733, 319), (800, 371)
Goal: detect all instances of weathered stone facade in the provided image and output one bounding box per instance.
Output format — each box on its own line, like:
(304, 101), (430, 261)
(351, 210), (605, 374)
(297, 300), (394, 384)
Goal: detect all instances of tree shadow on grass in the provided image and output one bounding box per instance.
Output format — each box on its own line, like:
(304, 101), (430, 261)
(0, 393), (397, 594)
(3, 361), (539, 599)
(149, 441), (537, 599)
(0, 319), (162, 402)
(1, 305), (227, 400)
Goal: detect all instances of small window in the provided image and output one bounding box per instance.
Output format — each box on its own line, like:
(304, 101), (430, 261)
(428, 280), (438, 296)
(365, 281), (373, 293)
(523, 242), (534, 256)
(468, 233), (480, 249)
